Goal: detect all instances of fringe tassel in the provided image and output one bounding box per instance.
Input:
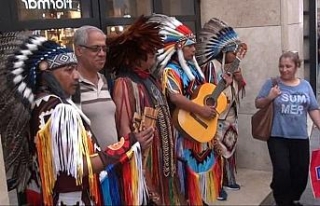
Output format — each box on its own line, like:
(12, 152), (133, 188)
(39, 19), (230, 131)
(186, 167), (202, 205)
(102, 143), (146, 205)
(108, 164), (121, 205)
(131, 143), (147, 205)
(186, 164), (221, 205)
(122, 154), (133, 204)
(199, 168), (217, 204)
(36, 119), (54, 205)
(85, 131), (100, 205)
(100, 171), (113, 205)
(36, 103), (96, 205)
(162, 69), (170, 94)
(50, 104), (84, 184)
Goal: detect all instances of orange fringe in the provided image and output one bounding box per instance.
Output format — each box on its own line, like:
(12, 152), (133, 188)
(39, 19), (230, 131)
(187, 167), (202, 205)
(122, 155), (133, 204)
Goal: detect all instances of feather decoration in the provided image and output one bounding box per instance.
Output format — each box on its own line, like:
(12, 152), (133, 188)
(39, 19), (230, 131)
(106, 15), (163, 72)
(0, 31), (34, 191)
(147, 13), (199, 80)
(0, 32), (74, 191)
(196, 18), (240, 67)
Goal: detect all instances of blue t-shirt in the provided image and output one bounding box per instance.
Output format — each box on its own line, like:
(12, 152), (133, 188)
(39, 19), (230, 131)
(256, 78), (319, 139)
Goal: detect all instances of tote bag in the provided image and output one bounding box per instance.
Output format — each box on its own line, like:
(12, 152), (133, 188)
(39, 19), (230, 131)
(251, 78), (277, 141)
(251, 102), (273, 141)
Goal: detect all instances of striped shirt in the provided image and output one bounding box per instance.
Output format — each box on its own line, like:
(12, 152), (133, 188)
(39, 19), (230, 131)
(79, 73), (118, 150)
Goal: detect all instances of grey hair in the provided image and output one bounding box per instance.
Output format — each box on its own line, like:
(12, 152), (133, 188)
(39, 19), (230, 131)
(74, 25), (105, 46)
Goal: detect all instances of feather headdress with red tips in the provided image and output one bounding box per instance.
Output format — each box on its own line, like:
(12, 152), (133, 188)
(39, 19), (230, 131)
(147, 13), (204, 80)
(106, 15), (163, 71)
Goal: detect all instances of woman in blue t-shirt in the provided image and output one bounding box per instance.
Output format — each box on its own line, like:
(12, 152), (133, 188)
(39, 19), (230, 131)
(255, 51), (320, 206)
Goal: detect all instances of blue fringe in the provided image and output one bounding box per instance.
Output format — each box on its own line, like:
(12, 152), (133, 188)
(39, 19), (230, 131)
(101, 164), (121, 205)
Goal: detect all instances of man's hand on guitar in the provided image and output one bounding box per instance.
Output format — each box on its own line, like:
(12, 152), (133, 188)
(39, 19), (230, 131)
(222, 72), (233, 86)
(199, 105), (216, 119)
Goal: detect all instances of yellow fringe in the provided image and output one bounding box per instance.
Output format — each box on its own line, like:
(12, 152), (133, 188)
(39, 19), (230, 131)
(36, 119), (54, 205)
(203, 169), (216, 204)
(162, 68), (170, 94)
(35, 116), (97, 205)
(123, 149), (137, 205)
(82, 128), (96, 203)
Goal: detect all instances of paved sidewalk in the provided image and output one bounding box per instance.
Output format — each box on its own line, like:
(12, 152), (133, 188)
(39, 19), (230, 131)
(213, 168), (272, 205)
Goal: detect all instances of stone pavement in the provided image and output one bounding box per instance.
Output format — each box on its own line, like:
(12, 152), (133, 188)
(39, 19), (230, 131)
(213, 168), (272, 206)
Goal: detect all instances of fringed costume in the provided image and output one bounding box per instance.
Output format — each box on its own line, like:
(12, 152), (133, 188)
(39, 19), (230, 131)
(196, 18), (248, 190)
(148, 14), (223, 205)
(0, 32), (138, 205)
(106, 15), (181, 205)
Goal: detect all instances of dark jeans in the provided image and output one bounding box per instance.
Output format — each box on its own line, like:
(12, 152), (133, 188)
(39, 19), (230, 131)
(267, 137), (309, 206)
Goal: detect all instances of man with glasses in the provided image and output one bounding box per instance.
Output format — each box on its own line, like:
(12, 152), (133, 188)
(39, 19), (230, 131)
(74, 26), (118, 149)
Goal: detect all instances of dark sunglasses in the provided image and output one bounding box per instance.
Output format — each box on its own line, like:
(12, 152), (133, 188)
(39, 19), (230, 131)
(80, 45), (108, 53)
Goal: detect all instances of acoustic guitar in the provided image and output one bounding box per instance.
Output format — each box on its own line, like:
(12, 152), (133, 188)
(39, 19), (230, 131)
(173, 49), (246, 143)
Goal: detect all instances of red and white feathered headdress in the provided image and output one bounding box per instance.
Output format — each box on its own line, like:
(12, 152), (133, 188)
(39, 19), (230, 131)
(148, 13), (204, 80)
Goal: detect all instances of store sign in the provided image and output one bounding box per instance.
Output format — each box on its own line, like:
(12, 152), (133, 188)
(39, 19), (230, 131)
(21, 0), (73, 10)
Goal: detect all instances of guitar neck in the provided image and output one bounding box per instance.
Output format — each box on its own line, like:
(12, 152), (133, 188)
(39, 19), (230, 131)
(211, 58), (240, 100)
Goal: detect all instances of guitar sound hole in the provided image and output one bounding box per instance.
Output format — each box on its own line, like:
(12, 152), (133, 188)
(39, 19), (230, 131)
(205, 97), (216, 107)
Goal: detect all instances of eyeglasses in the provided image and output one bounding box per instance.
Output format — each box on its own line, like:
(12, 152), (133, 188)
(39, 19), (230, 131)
(80, 45), (108, 53)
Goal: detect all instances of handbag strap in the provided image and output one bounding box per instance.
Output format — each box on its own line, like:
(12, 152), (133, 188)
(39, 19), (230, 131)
(271, 77), (278, 87)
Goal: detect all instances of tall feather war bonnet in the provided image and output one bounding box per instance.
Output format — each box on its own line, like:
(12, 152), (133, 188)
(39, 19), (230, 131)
(0, 31), (77, 191)
(196, 17), (247, 67)
(147, 13), (204, 80)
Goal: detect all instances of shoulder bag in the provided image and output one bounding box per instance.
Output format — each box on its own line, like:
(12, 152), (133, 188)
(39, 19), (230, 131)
(251, 78), (277, 141)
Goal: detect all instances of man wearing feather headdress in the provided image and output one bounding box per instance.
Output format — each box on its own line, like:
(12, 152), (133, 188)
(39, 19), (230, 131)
(196, 18), (248, 198)
(106, 15), (182, 205)
(0, 32), (141, 205)
(148, 14), (233, 205)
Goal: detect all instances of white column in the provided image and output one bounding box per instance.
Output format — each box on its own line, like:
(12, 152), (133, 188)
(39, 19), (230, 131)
(0, 135), (9, 205)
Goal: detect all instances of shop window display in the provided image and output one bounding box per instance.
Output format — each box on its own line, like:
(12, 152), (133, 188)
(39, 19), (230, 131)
(105, 0), (151, 17)
(161, 0), (194, 15)
(34, 28), (76, 49)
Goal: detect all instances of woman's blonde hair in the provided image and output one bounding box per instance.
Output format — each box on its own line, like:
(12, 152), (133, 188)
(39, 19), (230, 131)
(279, 51), (301, 68)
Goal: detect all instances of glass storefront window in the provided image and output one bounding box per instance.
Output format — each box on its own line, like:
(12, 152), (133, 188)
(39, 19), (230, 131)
(161, 0), (194, 15)
(105, 0), (151, 17)
(34, 27), (77, 49)
(105, 25), (129, 35)
(16, 0), (82, 20)
(183, 21), (196, 34)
